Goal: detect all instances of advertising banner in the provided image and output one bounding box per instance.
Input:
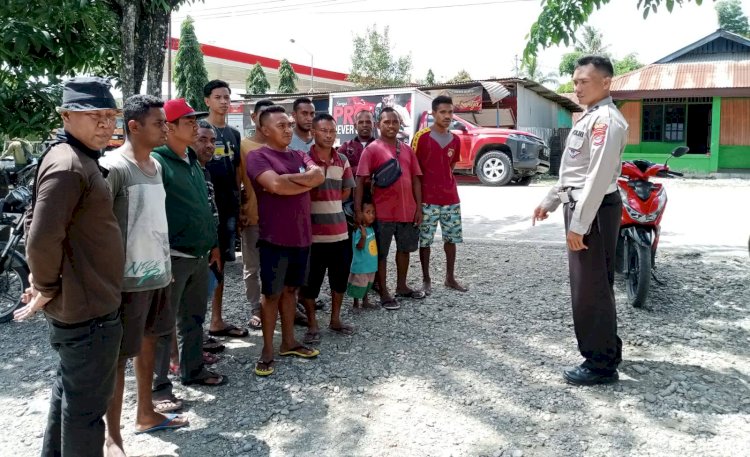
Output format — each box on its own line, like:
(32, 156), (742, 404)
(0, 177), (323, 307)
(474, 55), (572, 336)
(331, 92), (413, 143)
(425, 86), (483, 112)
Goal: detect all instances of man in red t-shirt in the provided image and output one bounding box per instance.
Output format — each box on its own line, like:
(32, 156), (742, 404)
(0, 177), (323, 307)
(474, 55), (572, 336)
(412, 96), (468, 295)
(354, 108), (424, 310)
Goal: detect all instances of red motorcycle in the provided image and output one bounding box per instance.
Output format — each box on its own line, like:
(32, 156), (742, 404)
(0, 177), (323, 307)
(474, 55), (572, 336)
(615, 146), (688, 308)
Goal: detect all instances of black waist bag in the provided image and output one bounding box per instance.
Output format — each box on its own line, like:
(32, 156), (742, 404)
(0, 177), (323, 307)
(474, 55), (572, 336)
(371, 141), (402, 188)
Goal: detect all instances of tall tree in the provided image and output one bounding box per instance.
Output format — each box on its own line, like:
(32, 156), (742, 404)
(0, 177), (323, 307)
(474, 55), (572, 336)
(246, 63), (271, 95)
(575, 26), (610, 55)
(425, 69), (436, 85)
(447, 69), (472, 83)
(525, 0), (707, 61)
(277, 59), (298, 94)
(716, 0), (750, 36)
(0, 0), (119, 139)
(173, 16), (208, 110)
(106, 1), (198, 99)
(614, 53), (645, 75)
(556, 81), (574, 93)
(521, 56), (559, 86)
(349, 25), (412, 88)
(559, 51), (584, 77)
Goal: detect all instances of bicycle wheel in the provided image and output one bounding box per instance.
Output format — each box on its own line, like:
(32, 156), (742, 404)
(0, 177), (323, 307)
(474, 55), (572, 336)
(0, 250), (29, 323)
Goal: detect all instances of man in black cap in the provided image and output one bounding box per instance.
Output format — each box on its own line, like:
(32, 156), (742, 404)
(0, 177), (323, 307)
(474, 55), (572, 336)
(15, 76), (125, 456)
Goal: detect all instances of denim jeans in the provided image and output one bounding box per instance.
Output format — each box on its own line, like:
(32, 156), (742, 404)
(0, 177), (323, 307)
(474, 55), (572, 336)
(42, 310), (122, 457)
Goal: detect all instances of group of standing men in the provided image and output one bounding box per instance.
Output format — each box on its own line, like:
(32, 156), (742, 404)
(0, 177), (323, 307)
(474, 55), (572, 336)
(13, 76), (470, 456)
(13, 54), (629, 457)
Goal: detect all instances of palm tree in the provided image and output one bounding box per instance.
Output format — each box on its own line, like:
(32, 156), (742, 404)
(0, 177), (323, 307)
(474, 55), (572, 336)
(574, 26), (610, 56)
(521, 56), (558, 86)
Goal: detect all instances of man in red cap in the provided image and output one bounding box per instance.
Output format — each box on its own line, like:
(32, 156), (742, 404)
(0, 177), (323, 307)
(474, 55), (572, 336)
(151, 99), (227, 405)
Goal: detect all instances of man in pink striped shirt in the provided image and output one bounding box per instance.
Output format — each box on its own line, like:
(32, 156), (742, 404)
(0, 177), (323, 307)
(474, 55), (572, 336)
(300, 114), (357, 344)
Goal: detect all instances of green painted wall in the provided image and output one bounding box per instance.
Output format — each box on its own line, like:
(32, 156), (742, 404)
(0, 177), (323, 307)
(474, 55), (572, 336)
(623, 145), (712, 172)
(717, 145), (750, 169)
(557, 108), (573, 128)
(710, 97), (721, 172)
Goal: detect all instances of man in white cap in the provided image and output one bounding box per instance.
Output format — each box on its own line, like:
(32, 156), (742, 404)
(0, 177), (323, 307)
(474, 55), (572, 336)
(15, 76), (125, 456)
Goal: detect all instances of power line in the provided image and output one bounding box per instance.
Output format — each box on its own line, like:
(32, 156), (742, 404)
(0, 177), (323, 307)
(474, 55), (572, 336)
(316, 0), (537, 14)
(172, 0), (532, 22)
(172, 0), (363, 22)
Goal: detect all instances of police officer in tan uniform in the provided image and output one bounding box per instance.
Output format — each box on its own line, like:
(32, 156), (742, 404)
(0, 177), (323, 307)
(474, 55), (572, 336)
(533, 56), (628, 385)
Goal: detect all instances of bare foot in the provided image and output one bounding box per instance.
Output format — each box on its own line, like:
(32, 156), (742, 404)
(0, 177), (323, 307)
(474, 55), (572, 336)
(445, 278), (468, 292)
(105, 436), (126, 457)
(422, 280), (432, 296)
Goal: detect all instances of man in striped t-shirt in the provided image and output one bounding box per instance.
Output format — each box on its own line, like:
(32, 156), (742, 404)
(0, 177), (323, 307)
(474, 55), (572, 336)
(300, 113), (356, 344)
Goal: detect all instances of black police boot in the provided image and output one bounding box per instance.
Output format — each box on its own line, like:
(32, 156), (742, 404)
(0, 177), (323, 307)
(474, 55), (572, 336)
(563, 366), (619, 386)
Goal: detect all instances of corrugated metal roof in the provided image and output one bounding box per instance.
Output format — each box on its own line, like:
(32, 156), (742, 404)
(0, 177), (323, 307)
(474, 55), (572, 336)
(611, 59), (750, 92)
(479, 81), (511, 103)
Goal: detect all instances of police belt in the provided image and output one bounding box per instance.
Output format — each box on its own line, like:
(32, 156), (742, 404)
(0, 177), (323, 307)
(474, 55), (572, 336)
(557, 187), (582, 204)
(557, 184), (618, 204)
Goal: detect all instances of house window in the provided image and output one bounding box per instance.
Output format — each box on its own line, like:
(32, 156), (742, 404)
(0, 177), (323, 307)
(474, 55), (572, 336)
(642, 100), (691, 143)
(663, 104), (685, 142)
(642, 104), (663, 141)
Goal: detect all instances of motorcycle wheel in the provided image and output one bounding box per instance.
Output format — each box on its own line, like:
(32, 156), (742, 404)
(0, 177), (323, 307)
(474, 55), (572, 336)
(626, 242), (651, 308)
(0, 244), (30, 323)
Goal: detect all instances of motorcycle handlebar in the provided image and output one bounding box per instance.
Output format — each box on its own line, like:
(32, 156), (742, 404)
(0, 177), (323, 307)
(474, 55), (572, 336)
(669, 170), (684, 177)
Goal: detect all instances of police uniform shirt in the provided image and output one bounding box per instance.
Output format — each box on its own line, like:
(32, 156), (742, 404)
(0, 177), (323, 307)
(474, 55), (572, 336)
(541, 96), (629, 235)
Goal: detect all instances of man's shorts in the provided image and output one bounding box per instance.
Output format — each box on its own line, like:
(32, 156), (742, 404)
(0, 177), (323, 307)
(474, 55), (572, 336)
(376, 221), (419, 260)
(301, 239), (351, 299)
(419, 203), (463, 248)
(259, 241), (310, 297)
(119, 285), (174, 359)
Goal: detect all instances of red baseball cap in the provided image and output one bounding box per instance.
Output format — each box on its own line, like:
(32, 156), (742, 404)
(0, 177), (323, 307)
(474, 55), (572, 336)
(164, 98), (208, 123)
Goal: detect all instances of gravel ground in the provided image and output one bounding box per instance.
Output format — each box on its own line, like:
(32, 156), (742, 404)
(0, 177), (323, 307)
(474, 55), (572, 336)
(0, 240), (748, 457)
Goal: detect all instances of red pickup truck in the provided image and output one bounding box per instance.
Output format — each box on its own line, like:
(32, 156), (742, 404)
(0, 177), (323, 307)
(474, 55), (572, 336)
(417, 112), (550, 186)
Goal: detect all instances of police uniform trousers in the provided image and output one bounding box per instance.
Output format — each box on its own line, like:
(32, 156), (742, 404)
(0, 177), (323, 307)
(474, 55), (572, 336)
(564, 191), (623, 374)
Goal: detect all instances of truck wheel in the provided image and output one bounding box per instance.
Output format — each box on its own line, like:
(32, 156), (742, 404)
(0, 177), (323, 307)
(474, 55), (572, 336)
(476, 151), (513, 186)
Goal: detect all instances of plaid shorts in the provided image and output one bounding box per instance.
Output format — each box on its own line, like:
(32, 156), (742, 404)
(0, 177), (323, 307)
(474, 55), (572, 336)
(419, 203), (463, 247)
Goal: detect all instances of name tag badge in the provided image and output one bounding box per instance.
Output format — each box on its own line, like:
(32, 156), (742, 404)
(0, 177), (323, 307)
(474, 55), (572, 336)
(568, 132), (585, 150)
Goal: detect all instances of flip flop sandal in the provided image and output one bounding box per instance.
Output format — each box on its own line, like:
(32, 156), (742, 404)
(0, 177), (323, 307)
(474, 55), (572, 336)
(152, 397), (183, 414)
(208, 324), (249, 338)
(183, 371), (228, 387)
(329, 324), (355, 336)
(381, 298), (401, 310)
(395, 290), (426, 300)
(303, 331), (321, 345)
(255, 359), (275, 376)
(135, 413), (188, 434)
(280, 345), (320, 358)
(247, 315), (262, 330)
(203, 352), (219, 365)
(202, 339), (225, 354)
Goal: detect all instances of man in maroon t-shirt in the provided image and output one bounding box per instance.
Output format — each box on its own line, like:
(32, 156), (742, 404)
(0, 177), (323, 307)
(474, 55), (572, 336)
(354, 107), (424, 311)
(338, 110), (375, 169)
(412, 96), (468, 295)
(247, 106), (325, 376)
